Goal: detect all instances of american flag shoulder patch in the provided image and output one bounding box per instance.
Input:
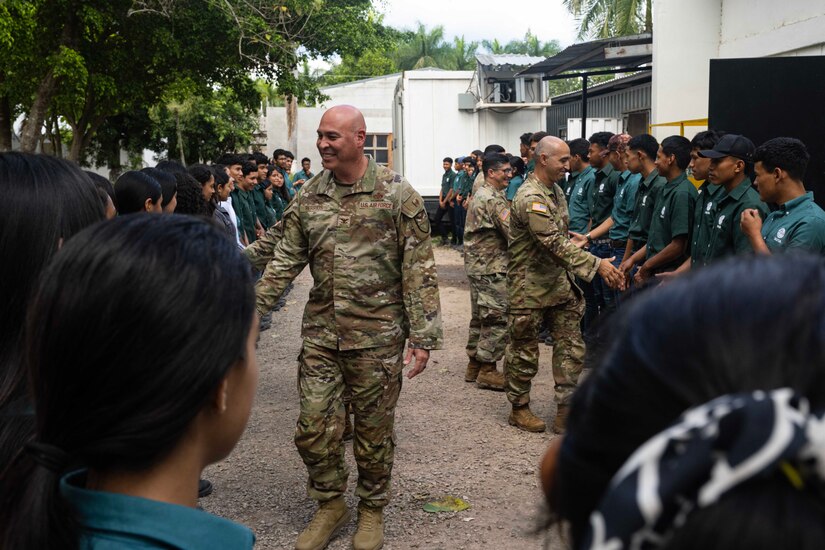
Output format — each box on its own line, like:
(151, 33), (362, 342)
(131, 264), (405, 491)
(531, 202), (549, 213)
(499, 208), (510, 221)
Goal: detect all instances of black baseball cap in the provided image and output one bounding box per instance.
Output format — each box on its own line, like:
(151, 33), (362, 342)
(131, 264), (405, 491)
(698, 134), (755, 162)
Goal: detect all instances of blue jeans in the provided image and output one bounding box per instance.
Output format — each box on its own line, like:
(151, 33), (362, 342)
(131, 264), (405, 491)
(601, 246), (626, 311)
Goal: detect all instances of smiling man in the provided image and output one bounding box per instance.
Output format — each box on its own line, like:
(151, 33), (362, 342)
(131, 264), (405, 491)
(247, 105), (443, 550)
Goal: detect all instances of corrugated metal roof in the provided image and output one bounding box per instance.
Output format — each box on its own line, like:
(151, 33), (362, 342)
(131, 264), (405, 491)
(518, 34), (652, 77)
(551, 72), (651, 102)
(475, 53), (547, 70)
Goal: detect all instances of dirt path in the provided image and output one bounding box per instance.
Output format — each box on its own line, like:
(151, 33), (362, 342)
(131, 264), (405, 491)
(203, 247), (565, 549)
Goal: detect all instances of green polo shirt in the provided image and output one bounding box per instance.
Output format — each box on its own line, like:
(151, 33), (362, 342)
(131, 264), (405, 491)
(646, 171), (698, 270)
(628, 168), (667, 247)
(565, 165), (595, 234)
(690, 181), (725, 267)
(702, 178), (768, 263)
(588, 163), (620, 227)
(761, 192), (825, 253)
(230, 187), (258, 243)
(61, 470), (255, 549)
(441, 169), (455, 197)
(460, 172), (475, 196)
(608, 171), (642, 241)
(526, 158), (535, 175)
(451, 171), (463, 193)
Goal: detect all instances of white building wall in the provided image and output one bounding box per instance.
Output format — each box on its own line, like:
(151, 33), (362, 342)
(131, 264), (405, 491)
(264, 74), (397, 175)
(396, 70), (546, 197)
(397, 71), (477, 196)
(652, 0), (825, 140)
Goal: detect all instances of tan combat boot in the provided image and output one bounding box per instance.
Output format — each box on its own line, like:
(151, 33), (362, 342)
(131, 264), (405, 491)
(465, 358), (482, 382)
(508, 404), (547, 433)
(476, 362), (505, 391)
(295, 497), (351, 550)
(352, 504), (384, 550)
(553, 403), (570, 434)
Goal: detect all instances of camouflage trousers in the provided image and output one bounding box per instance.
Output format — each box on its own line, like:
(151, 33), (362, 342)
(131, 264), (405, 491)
(466, 273), (509, 363)
(295, 339), (405, 509)
(504, 296), (585, 407)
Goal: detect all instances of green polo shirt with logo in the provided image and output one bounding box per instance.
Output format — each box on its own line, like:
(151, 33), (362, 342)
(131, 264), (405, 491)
(703, 178), (768, 263)
(690, 181), (726, 267)
(608, 171), (642, 241)
(761, 192), (825, 253)
(565, 165), (595, 234)
(588, 163), (620, 227)
(628, 168), (667, 249)
(646, 171), (698, 270)
(441, 169), (455, 198)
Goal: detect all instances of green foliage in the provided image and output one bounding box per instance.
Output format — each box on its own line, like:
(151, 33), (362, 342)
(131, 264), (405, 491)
(147, 78), (261, 164)
(563, 0), (652, 40)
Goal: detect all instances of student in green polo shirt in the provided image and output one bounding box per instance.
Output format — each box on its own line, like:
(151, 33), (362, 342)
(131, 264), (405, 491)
(526, 131), (549, 176)
(661, 131), (728, 277)
(620, 134), (667, 281)
(696, 133), (768, 262)
(0, 215), (257, 549)
(434, 156), (455, 245)
(741, 137), (825, 254)
(630, 136), (698, 284)
(565, 138), (595, 234)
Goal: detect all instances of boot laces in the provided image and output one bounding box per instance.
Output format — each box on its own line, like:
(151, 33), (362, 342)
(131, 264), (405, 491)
(359, 509), (378, 531)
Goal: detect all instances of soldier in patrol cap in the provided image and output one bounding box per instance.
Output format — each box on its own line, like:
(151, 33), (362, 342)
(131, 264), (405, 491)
(463, 152), (512, 391)
(505, 136), (625, 434)
(245, 105), (443, 550)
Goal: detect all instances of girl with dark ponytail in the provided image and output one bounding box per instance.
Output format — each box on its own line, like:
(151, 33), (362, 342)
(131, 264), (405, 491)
(0, 214), (258, 549)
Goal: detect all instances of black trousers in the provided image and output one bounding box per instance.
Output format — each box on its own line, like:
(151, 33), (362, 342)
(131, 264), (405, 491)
(433, 205), (453, 242)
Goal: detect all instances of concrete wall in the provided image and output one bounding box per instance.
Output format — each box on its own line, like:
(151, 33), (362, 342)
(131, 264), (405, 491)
(264, 74), (398, 176)
(651, 0), (825, 140)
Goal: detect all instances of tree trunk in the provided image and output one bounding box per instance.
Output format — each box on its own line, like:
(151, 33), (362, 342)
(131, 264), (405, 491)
(0, 90), (12, 151)
(19, 70), (58, 152)
(52, 115), (63, 158)
(286, 94), (298, 155)
(175, 110), (186, 165)
(645, 0), (653, 33)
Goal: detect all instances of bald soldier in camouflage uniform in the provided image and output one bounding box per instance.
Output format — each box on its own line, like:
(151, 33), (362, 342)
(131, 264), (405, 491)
(505, 136), (624, 434)
(247, 105), (442, 550)
(463, 153), (512, 391)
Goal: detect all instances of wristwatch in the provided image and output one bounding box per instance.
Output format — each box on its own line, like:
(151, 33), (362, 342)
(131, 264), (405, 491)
(585, 232), (592, 243)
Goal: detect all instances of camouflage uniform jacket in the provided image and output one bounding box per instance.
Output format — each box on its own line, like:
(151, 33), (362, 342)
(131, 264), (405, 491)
(249, 158), (443, 351)
(508, 173), (600, 309)
(464, 181), (510, 276)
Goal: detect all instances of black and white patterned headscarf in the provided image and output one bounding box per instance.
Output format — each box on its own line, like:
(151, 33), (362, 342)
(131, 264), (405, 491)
(582, 388), (825, 550)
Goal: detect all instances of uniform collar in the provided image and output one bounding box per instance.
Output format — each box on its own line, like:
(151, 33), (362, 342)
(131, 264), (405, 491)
(720, 177), (753, 203)
(525, 172), (558, 196)
(665, 171), (687, 186)
(779, 191), (814, 213)
(61, 471), (254, 548)
(641, 168), (660, 188)
(699, 180), (724, 197)
(316, 157), (377, 198)
(597, 163), (615, 177)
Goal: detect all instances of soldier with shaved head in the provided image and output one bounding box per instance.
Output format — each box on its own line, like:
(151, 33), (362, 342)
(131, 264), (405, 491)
(505, 136), (624, 434)
(245, 105), (443, 550)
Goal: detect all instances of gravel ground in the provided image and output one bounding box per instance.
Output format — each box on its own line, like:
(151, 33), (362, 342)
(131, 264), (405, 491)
(203, 247), (566, 550)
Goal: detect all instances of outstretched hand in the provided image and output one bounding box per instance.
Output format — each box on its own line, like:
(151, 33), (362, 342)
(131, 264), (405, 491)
(404, 347), (430, 379)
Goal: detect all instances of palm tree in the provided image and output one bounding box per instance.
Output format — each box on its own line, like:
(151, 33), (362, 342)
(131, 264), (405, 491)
(395, 23), (448, 70)
(482, 38), (506, 54)
(563, 0), (652, 40)
(503, 31), (561, 58)
(450, 35), (479, 70)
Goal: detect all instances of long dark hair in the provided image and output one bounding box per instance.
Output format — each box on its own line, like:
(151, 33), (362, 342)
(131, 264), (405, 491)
(114, 170), (162, 214)
(266, 164), (290, 203)
(556, 254), (825, 549)
(0, 152), (104, 478)
(0, 214), (255, 549)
